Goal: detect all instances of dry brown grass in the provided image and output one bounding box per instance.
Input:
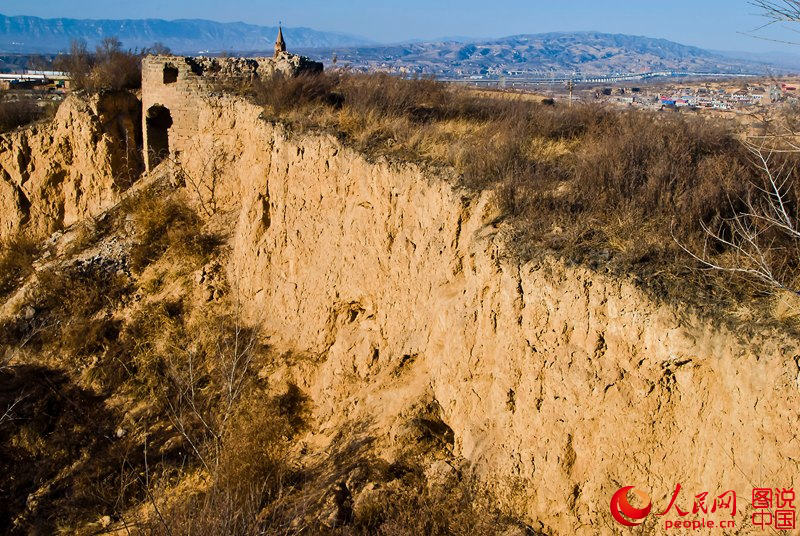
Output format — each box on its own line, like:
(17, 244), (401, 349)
(0, 190), (233, 533)
(0, 262), (131, 363)
(0, 189), (218, 368)
(146, 419), (517, 536)
(0, 235), (40, 299)
(126, 190), (220, 273)
(346, 471), (514, 536)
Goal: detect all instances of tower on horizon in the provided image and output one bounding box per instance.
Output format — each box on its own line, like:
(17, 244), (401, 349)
(274, 25), (287, 57)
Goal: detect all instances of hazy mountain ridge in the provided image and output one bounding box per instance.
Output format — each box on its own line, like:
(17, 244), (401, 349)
(303, 32), (787, 76)
(0, 13), (373, 53)
(0, 13), (791, 76)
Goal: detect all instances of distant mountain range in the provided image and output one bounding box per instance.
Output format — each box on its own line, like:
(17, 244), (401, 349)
(0, 13), (795, 77)
(0, 13), (372, 53)
(301, 32), (792, 77)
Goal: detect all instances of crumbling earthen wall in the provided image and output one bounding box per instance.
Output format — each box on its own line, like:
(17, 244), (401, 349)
(97, 55), (800, 534)
(148, 87), (800, 535)
(229, 121), (800, 536)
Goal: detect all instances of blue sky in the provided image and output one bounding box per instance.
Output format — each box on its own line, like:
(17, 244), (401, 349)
(1, 0), (798, 53)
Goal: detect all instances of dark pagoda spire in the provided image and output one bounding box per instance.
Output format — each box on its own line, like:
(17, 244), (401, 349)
(275, 25), (287, 57)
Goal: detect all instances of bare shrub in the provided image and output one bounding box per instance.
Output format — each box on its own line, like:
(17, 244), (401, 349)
(55, 38), (142, 93)
(169, 139), (226, 217)
(145, 42), (172, 56)
(90, 37), (142, 91)
(146, 390), (304, 536)
(125, 294), (309, 535)
(679, 144), (800, 296)
(55, 40), (93, 91)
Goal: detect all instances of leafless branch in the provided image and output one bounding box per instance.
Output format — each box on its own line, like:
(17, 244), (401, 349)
(751, 0), (800, 23)
(0, 394), (27, 426)
(676, 143), (800, 297)
(159, 283), (258, 479)
(141, 431), (173, 536)
(743, 1), (800, 45)
(165, 140), (223, 218)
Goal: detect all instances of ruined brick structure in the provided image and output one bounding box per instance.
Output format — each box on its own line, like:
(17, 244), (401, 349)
(141, 52), (322, 171)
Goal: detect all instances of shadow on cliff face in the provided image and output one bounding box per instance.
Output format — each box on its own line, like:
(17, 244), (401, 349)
(98, 91), (145, 188)
(0, 364), (142, 534)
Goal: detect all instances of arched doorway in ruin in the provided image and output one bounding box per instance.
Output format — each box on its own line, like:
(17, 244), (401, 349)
(146, 105), (173, 169)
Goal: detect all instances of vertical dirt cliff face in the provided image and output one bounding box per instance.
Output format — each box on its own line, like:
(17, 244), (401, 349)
(0, 92), (142, 240)
(139, 91), (800, 534)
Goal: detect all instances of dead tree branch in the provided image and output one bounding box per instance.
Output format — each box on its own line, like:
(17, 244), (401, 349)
(677, 143), (800, 296)
(752, 0), (800, 22)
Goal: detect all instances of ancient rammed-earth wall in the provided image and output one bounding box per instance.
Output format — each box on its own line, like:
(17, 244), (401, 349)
(139, 55), (800, 535)
(4, 55), (800, 534)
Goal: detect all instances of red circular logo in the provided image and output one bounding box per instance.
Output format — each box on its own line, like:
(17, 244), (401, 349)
(610, 486), (652, 527)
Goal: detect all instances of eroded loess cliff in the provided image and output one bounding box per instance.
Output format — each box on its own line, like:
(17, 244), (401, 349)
(2, 83), (798, 533)
(0, 92), (142, 240)
(2, 78), (798, 532)
(166, 96), (800, 534)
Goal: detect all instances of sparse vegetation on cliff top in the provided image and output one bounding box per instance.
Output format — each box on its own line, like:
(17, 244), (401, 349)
(219, 71), (800, 322)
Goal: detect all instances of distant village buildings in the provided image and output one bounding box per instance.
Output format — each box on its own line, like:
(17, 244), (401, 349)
(599, 81), (799, 112)
(0, 71), (69, 91)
